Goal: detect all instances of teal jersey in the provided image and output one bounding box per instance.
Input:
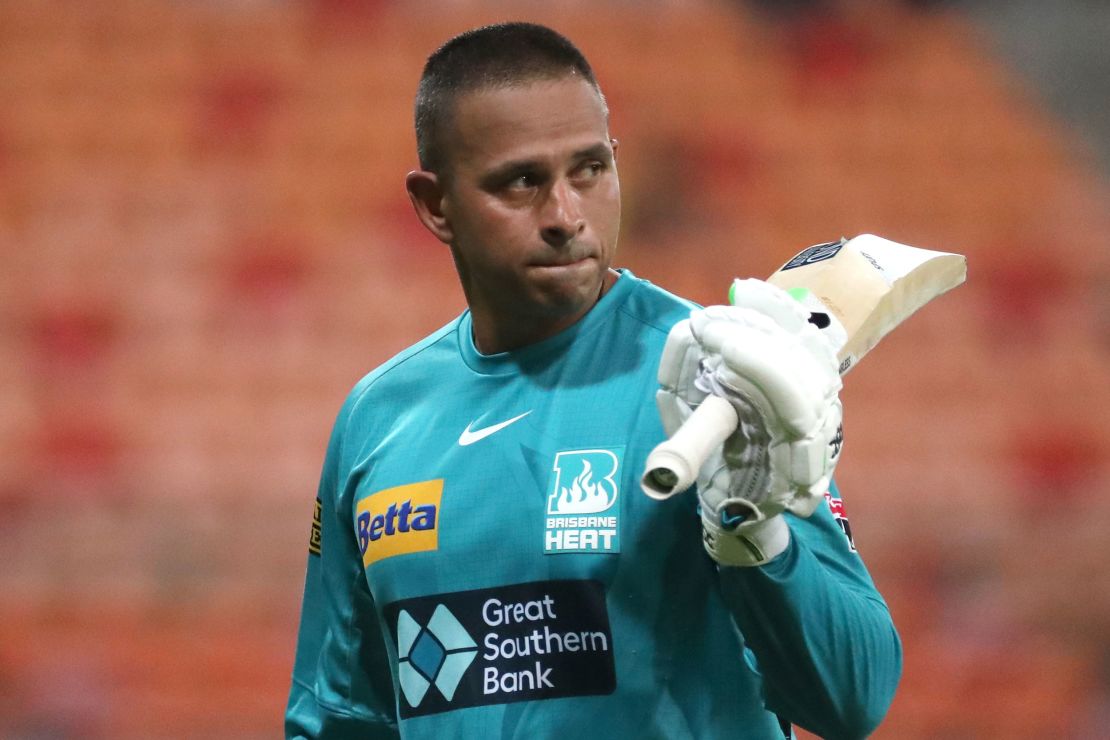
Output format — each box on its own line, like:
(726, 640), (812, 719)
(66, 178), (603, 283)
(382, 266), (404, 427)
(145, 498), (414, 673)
(287, 272), (901, 740)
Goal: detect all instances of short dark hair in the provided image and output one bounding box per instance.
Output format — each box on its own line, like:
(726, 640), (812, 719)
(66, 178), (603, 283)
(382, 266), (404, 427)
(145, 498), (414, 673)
(414, 22), (604, 173)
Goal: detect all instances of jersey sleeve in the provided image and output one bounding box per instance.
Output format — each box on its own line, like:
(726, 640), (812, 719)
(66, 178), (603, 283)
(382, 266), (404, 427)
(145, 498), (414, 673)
(717, 479), (903, 739)
(285, 391), (400, 739)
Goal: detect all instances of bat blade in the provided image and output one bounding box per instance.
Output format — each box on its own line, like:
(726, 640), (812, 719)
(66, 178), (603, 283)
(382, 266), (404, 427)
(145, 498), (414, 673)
(766, 234), (967, 375)
(640, 235), (967, 499)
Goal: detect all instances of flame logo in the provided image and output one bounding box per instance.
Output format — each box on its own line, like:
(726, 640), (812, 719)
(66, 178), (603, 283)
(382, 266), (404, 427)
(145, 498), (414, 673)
(549, 456), (616, 515)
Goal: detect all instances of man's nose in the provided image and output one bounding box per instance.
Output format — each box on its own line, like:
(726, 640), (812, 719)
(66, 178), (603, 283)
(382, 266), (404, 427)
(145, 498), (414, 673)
(540, 179), (585, 247)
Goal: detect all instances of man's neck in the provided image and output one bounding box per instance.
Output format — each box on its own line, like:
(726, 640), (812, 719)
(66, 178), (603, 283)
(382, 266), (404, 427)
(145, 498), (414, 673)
(470, 269), (620, 354)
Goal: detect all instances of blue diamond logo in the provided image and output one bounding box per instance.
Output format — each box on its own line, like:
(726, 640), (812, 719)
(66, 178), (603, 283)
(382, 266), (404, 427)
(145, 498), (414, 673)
(408, 629), (446, 681)
(396, 606), (478, 707)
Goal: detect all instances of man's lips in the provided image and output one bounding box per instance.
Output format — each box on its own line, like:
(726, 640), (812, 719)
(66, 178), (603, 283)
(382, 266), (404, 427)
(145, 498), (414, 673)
(531, 254), (595, 268)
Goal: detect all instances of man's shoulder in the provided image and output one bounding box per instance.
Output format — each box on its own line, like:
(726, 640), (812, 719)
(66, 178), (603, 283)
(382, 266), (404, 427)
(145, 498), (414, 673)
(615, 271), (699, 335)
(346, 316), (463, 406)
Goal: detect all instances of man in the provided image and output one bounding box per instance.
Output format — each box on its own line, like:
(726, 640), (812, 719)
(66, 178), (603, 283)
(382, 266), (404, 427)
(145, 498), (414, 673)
(287, 22), (901, 739)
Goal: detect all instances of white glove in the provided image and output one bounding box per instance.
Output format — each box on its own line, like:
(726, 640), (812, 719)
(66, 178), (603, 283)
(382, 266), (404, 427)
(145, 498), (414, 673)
(656, 279), (844, 566)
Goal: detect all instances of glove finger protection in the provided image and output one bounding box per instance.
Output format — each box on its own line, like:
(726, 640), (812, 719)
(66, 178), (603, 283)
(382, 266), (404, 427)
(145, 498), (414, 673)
(655, 317), (707, 439)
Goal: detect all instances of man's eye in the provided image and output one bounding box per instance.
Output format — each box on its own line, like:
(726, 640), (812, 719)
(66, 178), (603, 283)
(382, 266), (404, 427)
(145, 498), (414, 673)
(507, 173), (537, 190)
(577, 161), (605, 179)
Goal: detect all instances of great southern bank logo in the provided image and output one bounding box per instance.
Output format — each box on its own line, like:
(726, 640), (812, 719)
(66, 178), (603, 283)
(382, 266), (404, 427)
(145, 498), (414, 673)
(397, 605), (479, 709)
(544, 448), (623, 554)
(385, 580), (616, 719)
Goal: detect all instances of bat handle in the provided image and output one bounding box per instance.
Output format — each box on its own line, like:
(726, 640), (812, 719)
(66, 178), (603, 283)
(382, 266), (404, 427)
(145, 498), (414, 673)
(640, 395), (739, 500)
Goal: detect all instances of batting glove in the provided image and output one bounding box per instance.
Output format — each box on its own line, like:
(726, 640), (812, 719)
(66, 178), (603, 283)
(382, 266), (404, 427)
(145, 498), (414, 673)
(657, 279), (844, 566)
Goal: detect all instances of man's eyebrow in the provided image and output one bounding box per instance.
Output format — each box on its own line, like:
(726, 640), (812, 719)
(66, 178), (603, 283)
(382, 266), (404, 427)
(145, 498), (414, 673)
(481, 141), (614, 184)
(482, 158), (543, 185)
(573, 142), (614, 164)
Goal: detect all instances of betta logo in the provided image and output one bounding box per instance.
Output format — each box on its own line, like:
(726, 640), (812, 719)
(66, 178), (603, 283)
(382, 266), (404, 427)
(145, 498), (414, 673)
(544, 449), (623, 555)
(356, 480), (443, 567)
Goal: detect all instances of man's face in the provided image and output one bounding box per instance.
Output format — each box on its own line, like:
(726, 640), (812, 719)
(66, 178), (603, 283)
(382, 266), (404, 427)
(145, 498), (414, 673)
(435, 76), (621, 345)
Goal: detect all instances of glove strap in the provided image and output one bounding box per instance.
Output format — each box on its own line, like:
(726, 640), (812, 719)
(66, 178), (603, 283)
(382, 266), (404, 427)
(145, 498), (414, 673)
(701, 511), (790, 567)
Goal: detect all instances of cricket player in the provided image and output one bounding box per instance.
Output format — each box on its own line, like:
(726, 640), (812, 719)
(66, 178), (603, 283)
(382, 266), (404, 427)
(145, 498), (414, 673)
(286, 22), (901, 739)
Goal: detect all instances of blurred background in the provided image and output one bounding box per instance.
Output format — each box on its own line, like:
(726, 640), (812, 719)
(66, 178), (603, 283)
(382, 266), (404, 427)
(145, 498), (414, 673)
(1, 0), (1108, 737)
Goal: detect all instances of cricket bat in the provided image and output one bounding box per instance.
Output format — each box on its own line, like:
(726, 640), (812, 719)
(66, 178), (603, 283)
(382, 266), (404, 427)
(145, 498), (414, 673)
(640, 234), (967, 499)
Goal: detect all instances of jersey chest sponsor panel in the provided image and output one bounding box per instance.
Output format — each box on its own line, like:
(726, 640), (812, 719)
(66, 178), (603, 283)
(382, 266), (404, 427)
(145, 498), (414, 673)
(353, 403), (635, 564)
(384, 579), (616, 719)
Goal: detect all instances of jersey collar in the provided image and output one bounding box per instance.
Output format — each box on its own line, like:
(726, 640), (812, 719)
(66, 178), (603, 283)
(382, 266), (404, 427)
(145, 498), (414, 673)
(458, 269), (635, 376)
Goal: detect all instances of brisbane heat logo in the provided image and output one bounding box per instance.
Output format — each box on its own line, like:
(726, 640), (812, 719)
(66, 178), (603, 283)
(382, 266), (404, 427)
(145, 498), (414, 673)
(544, 448), (623, 554)
(356, 480), (443, 567)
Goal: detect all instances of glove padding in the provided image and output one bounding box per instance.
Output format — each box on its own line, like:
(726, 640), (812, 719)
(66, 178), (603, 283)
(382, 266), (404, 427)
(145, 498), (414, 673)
(657, 279), (844, 566)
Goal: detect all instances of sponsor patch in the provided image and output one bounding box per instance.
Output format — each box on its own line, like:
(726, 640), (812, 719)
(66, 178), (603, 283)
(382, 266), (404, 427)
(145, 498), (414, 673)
(308, 497), (323, 556)
(779, 240), (844, 271)
(825, 491), (856, 551)
(356, 480), (442, 567)
(544, 448), (623, 554)
(385, 580), (615, 718)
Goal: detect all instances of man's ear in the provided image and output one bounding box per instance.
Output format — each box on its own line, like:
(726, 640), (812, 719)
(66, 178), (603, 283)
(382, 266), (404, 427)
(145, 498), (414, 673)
(405, 170), (453, 244)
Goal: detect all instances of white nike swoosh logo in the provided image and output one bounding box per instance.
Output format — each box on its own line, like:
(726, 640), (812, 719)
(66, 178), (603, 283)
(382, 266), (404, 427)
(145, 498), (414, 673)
(458, 411), (532, 446)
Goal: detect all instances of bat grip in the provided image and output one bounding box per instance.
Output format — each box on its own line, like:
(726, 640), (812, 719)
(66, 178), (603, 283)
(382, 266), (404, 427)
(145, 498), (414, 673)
(640, 395), (739, 500)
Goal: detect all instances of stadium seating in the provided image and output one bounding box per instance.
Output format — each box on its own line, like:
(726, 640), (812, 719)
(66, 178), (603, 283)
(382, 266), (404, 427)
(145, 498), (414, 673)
(1, 1), (1107, 736)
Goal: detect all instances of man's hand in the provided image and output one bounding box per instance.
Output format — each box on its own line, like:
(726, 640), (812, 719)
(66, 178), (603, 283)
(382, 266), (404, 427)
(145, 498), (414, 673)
(656, 280), (844, 566)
